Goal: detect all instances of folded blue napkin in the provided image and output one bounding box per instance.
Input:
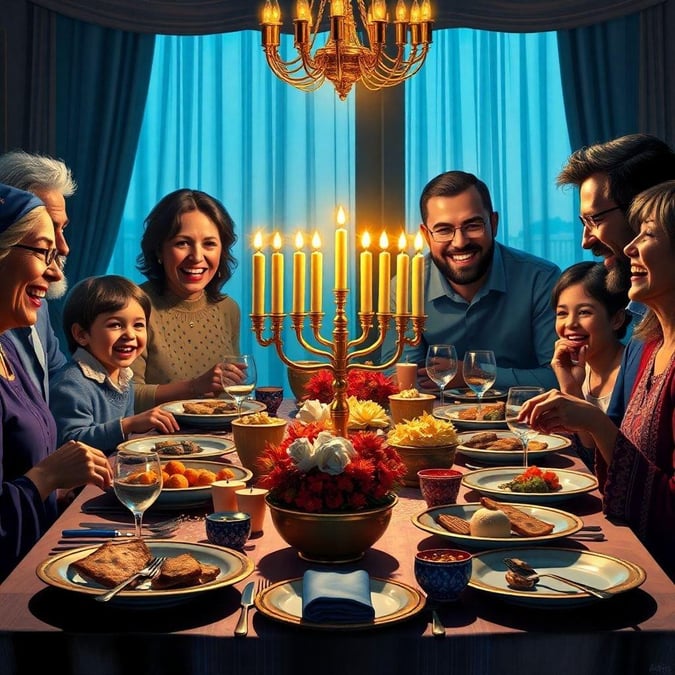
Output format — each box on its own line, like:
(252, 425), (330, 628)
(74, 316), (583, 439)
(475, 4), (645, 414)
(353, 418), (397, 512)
(302, 570), (375, 624)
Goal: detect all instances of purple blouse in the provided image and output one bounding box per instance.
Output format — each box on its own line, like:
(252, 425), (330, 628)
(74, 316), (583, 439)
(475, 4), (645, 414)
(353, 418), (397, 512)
(0, 335), (58, 582)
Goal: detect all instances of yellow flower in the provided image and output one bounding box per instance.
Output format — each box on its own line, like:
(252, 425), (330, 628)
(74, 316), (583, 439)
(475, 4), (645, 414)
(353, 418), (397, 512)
(387, 411), (458, 447)
(347, 396), (389, 429)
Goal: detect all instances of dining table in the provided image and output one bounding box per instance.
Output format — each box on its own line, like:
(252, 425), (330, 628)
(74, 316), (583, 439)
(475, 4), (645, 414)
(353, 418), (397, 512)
(0, 399), (673, 675)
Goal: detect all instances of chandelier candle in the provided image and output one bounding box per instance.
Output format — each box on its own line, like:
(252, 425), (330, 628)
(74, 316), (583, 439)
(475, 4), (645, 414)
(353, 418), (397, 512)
(251, 206), (426, 437)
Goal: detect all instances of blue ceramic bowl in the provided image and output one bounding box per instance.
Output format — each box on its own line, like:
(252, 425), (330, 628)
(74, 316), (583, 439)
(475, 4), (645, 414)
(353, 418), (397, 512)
(414, 548), (472, 602)
(255, 386), (284, 416)
(205, 511), (251, 550)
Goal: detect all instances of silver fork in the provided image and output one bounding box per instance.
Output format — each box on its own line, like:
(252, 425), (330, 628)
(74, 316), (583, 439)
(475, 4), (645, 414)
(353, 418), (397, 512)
(95, 556), (167, 603)
(79, 516), (183, 532)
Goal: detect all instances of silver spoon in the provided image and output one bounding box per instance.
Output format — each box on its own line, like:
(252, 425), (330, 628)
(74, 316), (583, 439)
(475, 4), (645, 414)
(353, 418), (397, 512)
(503, 557), (613, 600)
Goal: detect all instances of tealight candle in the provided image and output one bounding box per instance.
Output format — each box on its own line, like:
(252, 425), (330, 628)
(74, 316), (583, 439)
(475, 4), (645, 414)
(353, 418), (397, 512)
(236, 487), (269, 534)
(211, 479), (247, 512)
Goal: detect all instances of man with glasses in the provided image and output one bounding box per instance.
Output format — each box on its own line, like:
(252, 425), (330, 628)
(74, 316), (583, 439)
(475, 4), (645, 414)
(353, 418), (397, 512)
(557, 133), (675, 423)
(381, 170), (560, 391)
(0, 151), (75, 402)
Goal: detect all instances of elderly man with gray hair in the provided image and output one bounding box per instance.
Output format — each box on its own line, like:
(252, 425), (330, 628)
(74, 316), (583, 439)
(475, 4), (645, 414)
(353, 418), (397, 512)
(0, 150), (76, 401)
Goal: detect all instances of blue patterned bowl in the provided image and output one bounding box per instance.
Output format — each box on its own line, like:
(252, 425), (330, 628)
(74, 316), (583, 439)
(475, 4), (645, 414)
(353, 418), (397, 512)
(414, 548), (472, 602)
(205, 511), (251, 550)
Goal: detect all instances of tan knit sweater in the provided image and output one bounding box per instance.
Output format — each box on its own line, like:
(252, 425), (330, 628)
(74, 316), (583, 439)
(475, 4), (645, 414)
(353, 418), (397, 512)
(132, 281), (240, 411)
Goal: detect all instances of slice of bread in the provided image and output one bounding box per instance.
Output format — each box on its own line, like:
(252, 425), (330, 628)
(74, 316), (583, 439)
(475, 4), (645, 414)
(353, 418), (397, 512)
(480, 497), (554, 537)
(70, 540), (153, 588)
(151, 553), (203, 589)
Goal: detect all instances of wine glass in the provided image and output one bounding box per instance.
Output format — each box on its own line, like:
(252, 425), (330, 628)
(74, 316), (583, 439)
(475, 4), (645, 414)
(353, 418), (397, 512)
(425, 344), (458, 406)
(462, 350), (497, 414)
(113, 449), (162, 539)
(505, 386), (545, 467)
(221, 354), (257, 417)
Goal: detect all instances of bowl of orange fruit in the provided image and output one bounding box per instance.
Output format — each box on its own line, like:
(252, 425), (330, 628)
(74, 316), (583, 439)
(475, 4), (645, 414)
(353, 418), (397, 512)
(155, 459), (253, 510)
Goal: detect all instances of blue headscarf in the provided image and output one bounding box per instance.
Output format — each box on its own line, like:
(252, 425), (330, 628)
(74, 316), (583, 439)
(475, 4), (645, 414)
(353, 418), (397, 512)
(0, 183), (45, 234)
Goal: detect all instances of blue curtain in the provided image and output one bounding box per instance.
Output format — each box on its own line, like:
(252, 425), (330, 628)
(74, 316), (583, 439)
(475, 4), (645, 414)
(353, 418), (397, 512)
(405, 28), (584, 272)
(107, 31), (355, 391)
(557, 14), (639, 150)
(53, 15), (155, 344)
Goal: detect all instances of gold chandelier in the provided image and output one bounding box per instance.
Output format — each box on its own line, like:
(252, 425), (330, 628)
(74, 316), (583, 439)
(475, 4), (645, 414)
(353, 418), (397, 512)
(261, 0), (433, 100)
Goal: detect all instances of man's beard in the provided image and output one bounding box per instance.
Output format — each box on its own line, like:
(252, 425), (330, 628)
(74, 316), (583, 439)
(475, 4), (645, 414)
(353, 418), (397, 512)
(606, 256), (631, 295)
(430, 242), (494, 286)
(47, 256), (69, 299)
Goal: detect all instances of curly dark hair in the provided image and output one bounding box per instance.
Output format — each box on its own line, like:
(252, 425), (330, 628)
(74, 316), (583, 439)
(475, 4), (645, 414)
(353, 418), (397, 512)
(137, 188), (237, 301)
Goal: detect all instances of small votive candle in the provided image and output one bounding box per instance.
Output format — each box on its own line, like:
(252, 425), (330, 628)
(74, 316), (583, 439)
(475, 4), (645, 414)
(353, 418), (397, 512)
(396, 362), (417, 390)
(211, 479), (247, 512)
(235, 487), (269, 534)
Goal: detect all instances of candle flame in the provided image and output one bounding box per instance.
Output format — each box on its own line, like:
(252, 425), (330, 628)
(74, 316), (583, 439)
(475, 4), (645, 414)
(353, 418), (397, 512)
(395, 0), (407, 21)
(336, 205), (346, 227)
(414, 231), (424, 252)
(272, 232), (282, 250)
(295, 231), (305, 249)
(379, 231), (389, 249)
(253, 231), (263, 250)
(296, 0), (310, 21)
(262, 0), (281, 23)
(311, 231), (321, 249)
(410, 0), (420, 22)
(421, 0), (431, 21)
(374, 0), (387, 20)
(398, 232), (408, 251)
(361, 231), (371, 249)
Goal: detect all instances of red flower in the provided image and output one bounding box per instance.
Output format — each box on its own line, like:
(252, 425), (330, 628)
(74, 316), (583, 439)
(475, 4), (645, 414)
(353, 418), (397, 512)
(258, 421), (406, 513)
(303, 368), (398, 407)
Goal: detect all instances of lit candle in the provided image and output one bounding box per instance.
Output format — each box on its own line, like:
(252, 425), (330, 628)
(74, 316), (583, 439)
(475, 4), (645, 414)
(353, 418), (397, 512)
(252, 231), (265, 316)
(211, 479), (247, 512)
(331, 0), (345, 16)
(378, 231), (390, 314)
(296, 0), (310, 21)
(335, 206), (348, 290)
(360, 232), (373, 314)
(271, 232), (284, 314)
(396, 233), (409, 314)
(310, 232), (323, 313)
(411, 231), (425, 317)
(292, 231), (306, 313)
(235, 487), (269, 534)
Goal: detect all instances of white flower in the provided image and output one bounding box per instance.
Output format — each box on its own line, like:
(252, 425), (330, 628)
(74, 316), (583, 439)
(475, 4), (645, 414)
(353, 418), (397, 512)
(313, 434), (356, 475)
(296, 398), (331, 424)
(287, 437), (317, 473)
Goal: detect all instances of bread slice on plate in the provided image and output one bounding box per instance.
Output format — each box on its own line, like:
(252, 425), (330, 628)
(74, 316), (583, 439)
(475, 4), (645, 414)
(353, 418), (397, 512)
(480, 497), (555, 537)
(70, 540), (153, 588)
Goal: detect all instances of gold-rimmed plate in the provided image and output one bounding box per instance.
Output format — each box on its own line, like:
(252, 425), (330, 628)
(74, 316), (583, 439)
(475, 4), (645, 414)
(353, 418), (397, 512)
(461, 467), (599, 504)
(160, 398), (266, 430)
(36, 540), (254, 607)
(434, 404), (508, 430)
(412, 502), (583, 549)
(255, 577), (425, 630)
(446, 388), (506, 402)
(117, 434), (235, 459)
(456, 430), (570, 465)
(469, 547), (646, 607)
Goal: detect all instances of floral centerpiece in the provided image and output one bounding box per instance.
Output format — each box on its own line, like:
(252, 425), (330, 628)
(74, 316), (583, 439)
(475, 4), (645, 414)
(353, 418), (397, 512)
(304, 368), (398, 408)
(258, 420), (406, 513)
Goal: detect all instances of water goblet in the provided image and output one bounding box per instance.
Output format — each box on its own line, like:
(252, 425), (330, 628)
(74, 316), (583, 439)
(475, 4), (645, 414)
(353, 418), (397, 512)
(113, 449), (162, 539)
(462, 350), (497, 414)
(222, 354), (257, 417)
(505, 386), (545, 467)
(425, 344), (458, 406)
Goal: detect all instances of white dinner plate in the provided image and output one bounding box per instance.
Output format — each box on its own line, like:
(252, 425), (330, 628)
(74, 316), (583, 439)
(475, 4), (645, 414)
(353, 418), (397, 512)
(36, 540), (254, 607)
(155, 459), (252, 509)
(160, 398), (266, 431)
(456, 430), (570, 465)
(117, 434), (235, 460)
(446, 388), (506, 402)
(412, 502), (583, 550)
(461, 467), (599, 504)
(255, 577), (425, 630)
(434, 404), (508, 430)
(469, 547), (646, 607)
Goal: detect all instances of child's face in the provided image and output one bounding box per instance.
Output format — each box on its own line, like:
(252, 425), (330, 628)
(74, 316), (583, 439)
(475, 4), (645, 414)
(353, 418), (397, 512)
(74, 298), (147, 377)
(555, 283), (620, 357)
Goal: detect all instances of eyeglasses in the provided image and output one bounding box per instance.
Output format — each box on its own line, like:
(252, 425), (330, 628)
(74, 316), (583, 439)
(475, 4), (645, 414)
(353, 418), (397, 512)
(10, 244), (59, 266)
(578, 206), (622, 230)
(425, 221), (486, 243)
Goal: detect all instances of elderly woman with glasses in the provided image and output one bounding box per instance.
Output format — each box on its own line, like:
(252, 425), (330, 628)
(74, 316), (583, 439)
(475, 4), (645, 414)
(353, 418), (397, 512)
(0, 183), (112, 582)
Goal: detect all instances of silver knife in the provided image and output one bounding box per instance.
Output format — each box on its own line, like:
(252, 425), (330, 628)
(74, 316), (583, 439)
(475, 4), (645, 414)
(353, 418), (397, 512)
(234, 581), (256, 637)
(62, 529), (138, 538)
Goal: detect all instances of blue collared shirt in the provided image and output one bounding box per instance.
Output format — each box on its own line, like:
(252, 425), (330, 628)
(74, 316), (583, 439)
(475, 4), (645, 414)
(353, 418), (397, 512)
(381, 242), (560, 389)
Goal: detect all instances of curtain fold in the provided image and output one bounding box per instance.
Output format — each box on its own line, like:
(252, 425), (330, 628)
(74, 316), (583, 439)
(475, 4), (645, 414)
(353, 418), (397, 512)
(49, 15), (155, 344)
(557, 13), (639, 150)
(30, 0), (664, 34)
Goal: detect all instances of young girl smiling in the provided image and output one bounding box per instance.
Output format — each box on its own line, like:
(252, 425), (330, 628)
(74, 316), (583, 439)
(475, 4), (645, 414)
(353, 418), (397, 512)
(51, 275), (179, 454)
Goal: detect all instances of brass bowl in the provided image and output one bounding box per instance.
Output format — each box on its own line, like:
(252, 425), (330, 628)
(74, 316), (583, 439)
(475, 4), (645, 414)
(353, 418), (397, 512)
(266, 494), (397, 563)
(388, 443), (458, 487)
(388, 393), (436, 425)
(286, 360), (325, 402)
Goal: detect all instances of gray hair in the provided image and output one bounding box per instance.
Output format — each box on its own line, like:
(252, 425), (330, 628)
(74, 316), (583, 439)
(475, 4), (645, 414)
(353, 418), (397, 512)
(0, 150), (76, 197)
